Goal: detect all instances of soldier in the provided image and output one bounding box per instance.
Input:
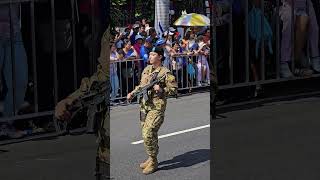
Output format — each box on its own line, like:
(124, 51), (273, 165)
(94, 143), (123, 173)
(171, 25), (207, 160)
(54, 25), (110, 179)
(127, 47), (178, 175)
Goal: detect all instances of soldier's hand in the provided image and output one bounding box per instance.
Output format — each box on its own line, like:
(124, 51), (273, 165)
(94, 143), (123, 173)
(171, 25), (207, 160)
(55, 98), (74, 121)
(153, 84), (162, 93)
(127, 93), (133, 101)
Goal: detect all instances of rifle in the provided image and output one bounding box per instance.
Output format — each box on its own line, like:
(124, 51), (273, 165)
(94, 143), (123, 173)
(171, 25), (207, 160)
(67, 81), (111, 180)
(68, 81), (107, 133)
(128, 73), (166, 104)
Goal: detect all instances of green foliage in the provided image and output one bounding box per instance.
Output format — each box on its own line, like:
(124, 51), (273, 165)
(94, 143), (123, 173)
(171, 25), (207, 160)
(110, 0), (204, 27)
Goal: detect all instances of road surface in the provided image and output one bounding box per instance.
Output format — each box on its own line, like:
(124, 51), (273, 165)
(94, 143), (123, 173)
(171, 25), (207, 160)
(110, 92), (210, 180)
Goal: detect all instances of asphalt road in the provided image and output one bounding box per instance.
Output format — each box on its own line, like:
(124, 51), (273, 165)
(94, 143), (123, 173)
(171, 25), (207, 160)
(1, 92), (320, 180)
(214, 95), (320, 180)
(110, 92), (210, 180)
(0, 92), (210, 180)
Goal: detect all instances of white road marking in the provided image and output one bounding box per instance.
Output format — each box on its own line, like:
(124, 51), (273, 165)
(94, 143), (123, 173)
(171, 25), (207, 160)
(131, 124), (210, 145)
(35, 158), (58, 161)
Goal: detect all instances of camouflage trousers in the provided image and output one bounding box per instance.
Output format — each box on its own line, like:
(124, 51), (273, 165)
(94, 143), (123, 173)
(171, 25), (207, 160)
(140, 110), (164, 158)
(96, 108), (110, 179)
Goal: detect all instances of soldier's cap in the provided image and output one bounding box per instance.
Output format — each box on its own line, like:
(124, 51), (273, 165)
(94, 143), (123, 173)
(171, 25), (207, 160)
(151, 46), (165, 61)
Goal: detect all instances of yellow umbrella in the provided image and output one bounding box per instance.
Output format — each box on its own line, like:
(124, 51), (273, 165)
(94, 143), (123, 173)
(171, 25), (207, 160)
(174, 13), (210, 27)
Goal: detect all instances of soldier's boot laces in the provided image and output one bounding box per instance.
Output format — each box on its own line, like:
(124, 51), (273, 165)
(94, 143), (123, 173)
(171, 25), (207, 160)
(140, 157), (152, 169)
(142, 157), (158, 175)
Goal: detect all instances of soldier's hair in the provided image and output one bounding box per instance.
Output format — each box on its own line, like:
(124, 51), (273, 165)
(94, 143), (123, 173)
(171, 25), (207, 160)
(151, 47), (165, 61)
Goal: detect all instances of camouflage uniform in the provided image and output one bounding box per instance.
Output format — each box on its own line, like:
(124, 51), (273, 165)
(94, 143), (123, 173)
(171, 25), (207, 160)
(67, 26), (110, 178)
(131, 65), (177, 158)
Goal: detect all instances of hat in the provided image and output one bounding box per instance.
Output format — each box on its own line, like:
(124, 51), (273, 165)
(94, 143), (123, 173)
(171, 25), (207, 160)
(168, 27), (176, 32)
(145, 36), (152, 43)
(151, 46), (164, 60)
(164, 31), (174, 36)
(135, 34), (144, 41)
(155, 38), (166, 46)
(133, 24), (140, 29)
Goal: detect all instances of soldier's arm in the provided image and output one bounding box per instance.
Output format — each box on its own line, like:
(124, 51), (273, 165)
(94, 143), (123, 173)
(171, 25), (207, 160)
(163, 72), (178, 96)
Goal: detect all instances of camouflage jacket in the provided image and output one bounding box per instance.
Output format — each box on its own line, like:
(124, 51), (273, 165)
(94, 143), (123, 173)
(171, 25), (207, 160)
(131, 65), (178, 112)
(66, 26), (110, 166)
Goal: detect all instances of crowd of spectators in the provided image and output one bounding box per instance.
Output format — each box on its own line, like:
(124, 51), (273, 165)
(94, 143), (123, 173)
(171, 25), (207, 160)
(110, 18), (211, 102)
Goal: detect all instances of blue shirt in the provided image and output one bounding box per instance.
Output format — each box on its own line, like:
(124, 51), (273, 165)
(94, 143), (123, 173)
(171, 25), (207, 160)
(140, 45), (150, 64)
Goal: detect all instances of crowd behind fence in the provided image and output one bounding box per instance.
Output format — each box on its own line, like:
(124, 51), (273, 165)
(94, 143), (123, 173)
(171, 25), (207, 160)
(0, 0), (106, 142)
(110, 54), (211, 103)
(1, 0), (320, 142)
(211, 0), (320, 93)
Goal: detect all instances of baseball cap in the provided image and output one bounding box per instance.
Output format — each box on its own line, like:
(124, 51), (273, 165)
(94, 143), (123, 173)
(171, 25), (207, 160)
(169, 27), (176, 32)
(133, 24), (140, 29)
(164, 31), (174, 36)
(135, 34), (144, 41)
(155, 38), (166, 46)
(145, 36), (152, 43)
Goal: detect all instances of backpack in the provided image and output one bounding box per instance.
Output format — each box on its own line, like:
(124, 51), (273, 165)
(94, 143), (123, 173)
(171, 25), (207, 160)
(248, 6), (273, 58)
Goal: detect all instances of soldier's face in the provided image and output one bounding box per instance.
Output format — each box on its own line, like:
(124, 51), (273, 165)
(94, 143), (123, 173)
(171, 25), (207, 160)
(149, 52), (162, 64)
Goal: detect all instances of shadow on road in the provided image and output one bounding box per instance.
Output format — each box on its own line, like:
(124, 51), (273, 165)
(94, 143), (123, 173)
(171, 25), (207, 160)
(158, 149), (210, 171)
(0, 149), (9, 153)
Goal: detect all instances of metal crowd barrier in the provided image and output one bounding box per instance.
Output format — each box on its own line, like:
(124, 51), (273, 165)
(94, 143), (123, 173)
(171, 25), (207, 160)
(0, 0), (100, 145)
(212, 0), (320, 91)
(1, 0), (320, 144)
(110, 54), (211, 103)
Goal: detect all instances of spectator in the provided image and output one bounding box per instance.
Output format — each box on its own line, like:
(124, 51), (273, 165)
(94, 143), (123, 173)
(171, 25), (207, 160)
(148, 28), (159, 45)
(0, 3), (28, 138)
(133, 34), (144, 57)
(110, 43), (120, 101)
(115, 32), (125, 50)
(130, 24), (140, 45)
(195, 36), (210, 86)
(140, 36), (153, 67)
(118, 39), (138, 96)
(280, 0), (320, 78)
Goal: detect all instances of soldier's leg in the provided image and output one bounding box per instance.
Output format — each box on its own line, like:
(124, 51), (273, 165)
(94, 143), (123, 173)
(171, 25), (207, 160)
(139, 109), (150, 169)
(141, 110), (164, 174)
(141, 110), (164, 157)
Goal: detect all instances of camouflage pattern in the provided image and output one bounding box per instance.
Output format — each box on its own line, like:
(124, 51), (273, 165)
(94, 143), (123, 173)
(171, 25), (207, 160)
(67, 25), (110, 179)
(132, 65), (177, 158)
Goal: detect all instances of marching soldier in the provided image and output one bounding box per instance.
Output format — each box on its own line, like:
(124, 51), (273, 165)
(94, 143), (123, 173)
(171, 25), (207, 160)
(54, 26), (110, 179)
(127, 47), (178, 175)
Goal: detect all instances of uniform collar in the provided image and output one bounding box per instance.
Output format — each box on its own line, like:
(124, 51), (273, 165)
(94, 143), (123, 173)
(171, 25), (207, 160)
(150, 65), (162, 73)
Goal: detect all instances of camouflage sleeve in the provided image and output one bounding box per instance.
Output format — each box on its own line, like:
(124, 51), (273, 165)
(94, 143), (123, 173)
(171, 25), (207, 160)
(163, 71), (178, 96)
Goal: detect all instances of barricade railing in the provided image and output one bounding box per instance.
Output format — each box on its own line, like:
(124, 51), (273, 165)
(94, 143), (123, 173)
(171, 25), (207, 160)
(110, 54), (211, 103)
(0, 0), (101, 145)
(212, 0), (320, 91)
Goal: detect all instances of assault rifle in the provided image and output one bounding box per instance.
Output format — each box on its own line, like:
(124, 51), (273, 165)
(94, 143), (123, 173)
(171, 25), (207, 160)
(67, 81), (111, 180)
(128, 73), (166, 104)
(68, 81), (108, 133)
